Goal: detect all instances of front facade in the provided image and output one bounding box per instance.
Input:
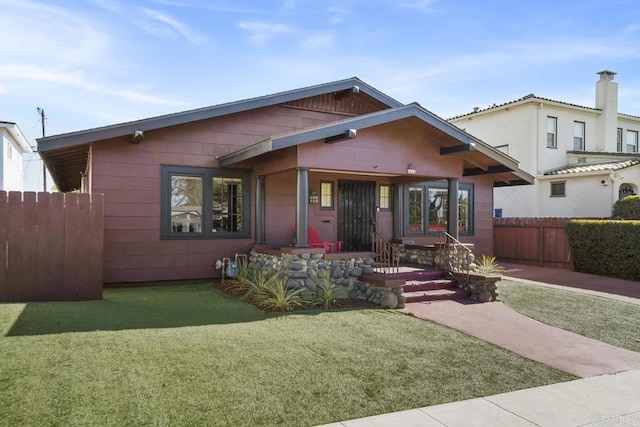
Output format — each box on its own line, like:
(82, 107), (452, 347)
(38, 79), (531, 283)
(0, 121), (32, 191)
(449, 71), (640, 218)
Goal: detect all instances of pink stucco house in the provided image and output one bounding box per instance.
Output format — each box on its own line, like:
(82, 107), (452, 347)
(38, 78), (532, 283)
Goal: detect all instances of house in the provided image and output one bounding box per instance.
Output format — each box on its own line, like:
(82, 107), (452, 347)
(37, 78), (532, 283)
(449, 71), (640, 218)
(1, 121), (32, 191)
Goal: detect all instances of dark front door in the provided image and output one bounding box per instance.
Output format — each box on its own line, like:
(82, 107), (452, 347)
(338, 180), (376, 251)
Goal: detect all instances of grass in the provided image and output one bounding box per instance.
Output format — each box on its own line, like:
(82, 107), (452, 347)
(499, 280), (640, 352)
(0, 283), (575, 427)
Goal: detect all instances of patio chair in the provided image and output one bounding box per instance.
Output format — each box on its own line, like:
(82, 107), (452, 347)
(308, 226), (342, 253)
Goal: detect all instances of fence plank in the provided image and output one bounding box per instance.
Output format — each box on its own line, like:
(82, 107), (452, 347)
(63, 193), (79, 300)
(50, 193), (66, 301)
(36, 192), (52, 301)
(76, 194), (92, 299)
(6, 192), (24, 301)
(89, 193), (104, 299)
(0, 192), (8, 300)
(20, 192), (38, 300)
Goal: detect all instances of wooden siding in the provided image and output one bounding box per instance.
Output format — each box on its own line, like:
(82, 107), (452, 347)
(0, 191), (103, 302)
(494, 217), (572, 269)
(283, 93), (383, 116)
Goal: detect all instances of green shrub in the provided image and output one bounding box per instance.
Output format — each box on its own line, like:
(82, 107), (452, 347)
(311, 271), (341, 310)
(566, 219), (640, 280)
(611, 195), (640, 219)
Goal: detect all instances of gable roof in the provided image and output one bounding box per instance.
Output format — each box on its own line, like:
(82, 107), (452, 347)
(218, 103), (534, 187)
(37, 77), (402, 152)
(448, 94), (640, 122)
(544, 159), (640, 176)
(0, 121), (33, 153)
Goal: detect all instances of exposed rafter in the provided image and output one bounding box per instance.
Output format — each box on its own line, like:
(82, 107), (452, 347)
(440, 144), (474, 155)
(464, 165), (513, 176)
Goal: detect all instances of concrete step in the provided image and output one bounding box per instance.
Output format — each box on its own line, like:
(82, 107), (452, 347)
(404, 288), (470, 303)
(403, 279), (456, 292)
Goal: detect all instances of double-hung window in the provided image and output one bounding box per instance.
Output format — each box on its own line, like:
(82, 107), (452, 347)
(617, 128), (623, 152)
(404, 181), (473, 236)
(161, 165), (251, 239)
(627, 130), (639, 153)
(547, 117), (557, 148)
(573, 121), (585, 150)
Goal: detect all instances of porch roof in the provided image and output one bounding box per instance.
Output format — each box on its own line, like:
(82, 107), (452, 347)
(218, 104), (534, 187)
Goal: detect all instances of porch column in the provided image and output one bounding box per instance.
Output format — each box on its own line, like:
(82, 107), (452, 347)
(255, 175), (266, 244)
(392, 184), (402, 240)
(447, 177), (459, 241)
(296, 167), (309, 247)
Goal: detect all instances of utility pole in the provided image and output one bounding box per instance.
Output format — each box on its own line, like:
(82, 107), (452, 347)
(37, 107), (46, 191)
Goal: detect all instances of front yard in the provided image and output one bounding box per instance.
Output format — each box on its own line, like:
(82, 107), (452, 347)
(0, 283), (574, 427)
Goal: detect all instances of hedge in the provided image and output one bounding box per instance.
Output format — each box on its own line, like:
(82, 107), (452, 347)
(612, 195), (640, 219)
(566, 219), (640, 281)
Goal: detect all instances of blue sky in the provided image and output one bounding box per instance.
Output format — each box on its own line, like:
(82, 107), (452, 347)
(1, 0), (639, 190)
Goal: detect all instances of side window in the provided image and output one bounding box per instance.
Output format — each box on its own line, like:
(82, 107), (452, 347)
(379, 184), (391, 211)
(550, 181), (566, 197)
(547, 116), (557, 148)
(320, 181), (334, 210)
(161, 165), (251, 239)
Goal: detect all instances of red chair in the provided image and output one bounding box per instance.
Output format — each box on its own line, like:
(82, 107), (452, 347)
(308, 226), (342, 253)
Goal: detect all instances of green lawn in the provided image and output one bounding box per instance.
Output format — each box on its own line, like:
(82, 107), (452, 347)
(1, 283), (574, 427)
(499, 280), (640, 352)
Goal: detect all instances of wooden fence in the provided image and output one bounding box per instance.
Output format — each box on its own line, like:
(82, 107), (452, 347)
(0, 191), (103, 302)
(493, 217), (572, 269)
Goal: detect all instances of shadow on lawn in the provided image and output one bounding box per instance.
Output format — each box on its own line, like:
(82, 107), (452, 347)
(6, 284), (266, 337)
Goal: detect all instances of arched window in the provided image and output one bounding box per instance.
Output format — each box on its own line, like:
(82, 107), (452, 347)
(618, 183), (636, 200)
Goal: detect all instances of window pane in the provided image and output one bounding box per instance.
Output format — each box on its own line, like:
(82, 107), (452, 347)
(408, 187), (424, 232)
(170, 175), (203, 233)
(627, 131), (638, 153)
(428, 188), (448, 232)
(573, 122), (585, 150)
(458, 189), (469, 232)
(212, 177), (242, 232)
(550, 182), (566, 197)
(617, 128), (623, 152)
(320, 181), (333, 209)
(379, 185), (390, 210)
(547, 117), (557, 148)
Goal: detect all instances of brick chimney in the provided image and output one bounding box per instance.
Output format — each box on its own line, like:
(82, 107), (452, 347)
(595, 70), (618, 152)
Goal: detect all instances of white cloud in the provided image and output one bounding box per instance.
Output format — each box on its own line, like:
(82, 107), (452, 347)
(328, 6), (351, 24)
(140, 7), (207, 44)
(398, 0), (439, 12)
(238, 21), (294, 45)
(625, 23), (640, 34)
(0, 86), (7, 95)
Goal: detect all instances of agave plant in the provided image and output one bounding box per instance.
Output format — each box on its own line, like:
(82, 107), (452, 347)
(240, 270), (303, 312)
(473, 254), (504, 275)
(312, 271), (340, 310)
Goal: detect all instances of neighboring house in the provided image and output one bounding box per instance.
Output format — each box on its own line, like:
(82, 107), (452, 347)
(449, 71), (640, 218)
(38, 78), (532, 283)
(0, 121), (32, 191)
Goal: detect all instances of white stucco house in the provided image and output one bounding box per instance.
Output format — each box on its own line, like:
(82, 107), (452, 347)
(1, 121), (33, 191)
(449, 71), (640, 218)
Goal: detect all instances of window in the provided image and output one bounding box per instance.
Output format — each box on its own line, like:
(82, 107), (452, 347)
(405, 181), (473, 235)
(320, 181), (334, 209)
(379, 184), (391, 210)
(627, 130), (639, 153)
(550, 181), (566, 197)
(547, 116), (557, 148)
(617, 128), (623, 152)
(573, 121), (585, 150)
(161, 165), (251, 238)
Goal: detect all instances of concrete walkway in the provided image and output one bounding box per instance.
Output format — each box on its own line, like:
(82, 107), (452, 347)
(321, 264), (640, 427)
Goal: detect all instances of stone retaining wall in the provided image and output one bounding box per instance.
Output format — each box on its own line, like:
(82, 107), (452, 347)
(249, 249), (403, 307)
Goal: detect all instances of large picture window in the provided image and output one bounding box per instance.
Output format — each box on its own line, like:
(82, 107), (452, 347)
(404, 181), (473, 236)
(161, 165), (251, 239)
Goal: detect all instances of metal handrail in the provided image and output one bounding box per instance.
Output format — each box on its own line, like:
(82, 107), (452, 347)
(371, 232), (399, 275)
(439, 232), (473, 285)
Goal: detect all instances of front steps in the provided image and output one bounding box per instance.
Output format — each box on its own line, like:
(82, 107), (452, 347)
(359, 267), (471, 304)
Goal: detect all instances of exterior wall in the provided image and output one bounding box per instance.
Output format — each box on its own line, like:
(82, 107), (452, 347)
(94, 105), (353, 283)
(451, 98), (640, 218)
(1, 129), (26, 191)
